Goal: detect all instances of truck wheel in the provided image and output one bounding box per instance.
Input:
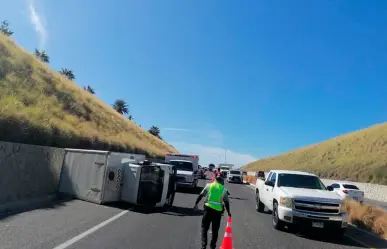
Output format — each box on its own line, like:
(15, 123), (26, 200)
(272, 202), (284, 230)
(255, 191), (265, 213)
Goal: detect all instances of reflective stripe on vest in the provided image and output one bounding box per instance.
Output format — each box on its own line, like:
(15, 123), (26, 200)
(204, 182), (224, 211)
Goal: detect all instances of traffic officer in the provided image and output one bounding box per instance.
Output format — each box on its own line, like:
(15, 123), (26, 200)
(193, 176), (231, 249)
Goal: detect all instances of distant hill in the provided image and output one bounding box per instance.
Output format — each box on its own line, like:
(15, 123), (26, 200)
(0, 34), (177, 157)
(242, 123), (387, 184)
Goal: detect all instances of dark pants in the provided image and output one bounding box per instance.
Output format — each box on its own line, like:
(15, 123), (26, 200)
(201, 206), (222, 249)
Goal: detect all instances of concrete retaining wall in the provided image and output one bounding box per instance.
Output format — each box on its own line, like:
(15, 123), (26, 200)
(247, 171), (387, 203)
(0, 141), (65, 212)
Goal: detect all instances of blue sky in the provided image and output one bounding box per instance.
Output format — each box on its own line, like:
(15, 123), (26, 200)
(2, 0), (387, 168)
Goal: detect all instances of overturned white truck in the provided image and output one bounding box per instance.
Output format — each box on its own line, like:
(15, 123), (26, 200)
(58, 149), (177, 209)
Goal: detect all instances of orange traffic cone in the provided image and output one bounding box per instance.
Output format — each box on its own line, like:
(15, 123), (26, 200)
(219, 217), (234, 249)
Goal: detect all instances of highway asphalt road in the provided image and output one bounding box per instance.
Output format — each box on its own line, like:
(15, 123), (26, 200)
(1, 178), (387, 249)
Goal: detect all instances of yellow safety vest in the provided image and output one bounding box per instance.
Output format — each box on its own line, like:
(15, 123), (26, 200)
(205, 182), (225, 211)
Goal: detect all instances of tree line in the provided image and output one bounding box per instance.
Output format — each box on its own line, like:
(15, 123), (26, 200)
(1, 20), (163, 140)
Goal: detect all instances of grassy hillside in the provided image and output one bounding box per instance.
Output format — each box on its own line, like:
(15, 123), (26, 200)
(242, 123), (387, 184)
(0, 34), (177, 156)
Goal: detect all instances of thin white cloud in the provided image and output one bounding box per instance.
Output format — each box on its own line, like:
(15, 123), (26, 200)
(162, 127), (225, 146)
(171, 142), (257, 169)
(28, 0), (47, 49)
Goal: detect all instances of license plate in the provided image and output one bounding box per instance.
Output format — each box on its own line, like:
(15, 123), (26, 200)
(312, 222), (324, 228)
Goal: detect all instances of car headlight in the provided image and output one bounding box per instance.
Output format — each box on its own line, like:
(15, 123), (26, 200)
(279, 197), (293, 208)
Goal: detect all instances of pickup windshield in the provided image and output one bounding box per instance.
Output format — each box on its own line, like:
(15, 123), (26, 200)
(230, 171), (241, 175)
(169, 161), (193, 171)
(277, 173), (326, 190)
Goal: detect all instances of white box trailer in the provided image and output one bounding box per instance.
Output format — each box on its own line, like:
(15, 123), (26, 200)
(120, 161), (177, 208)
(58, 149), (145, 204)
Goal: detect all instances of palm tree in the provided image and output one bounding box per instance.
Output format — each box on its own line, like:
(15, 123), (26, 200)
(0, 20), (13, 36)
(34, 49), (50, 63)
(34, 49), (41, 58)
(149, 125), (161, 139)
(59, 68), (75, 80)
(39, 50), (50, 63)
(112, 99), (129, 115)
(83, 85), (95, 94)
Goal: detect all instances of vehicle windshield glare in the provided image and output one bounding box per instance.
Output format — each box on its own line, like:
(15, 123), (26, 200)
(343, 184), (359, 190)
(230, 170), (241, 175)
(169, 161), (193, 171)
(277, 173), (326, 190)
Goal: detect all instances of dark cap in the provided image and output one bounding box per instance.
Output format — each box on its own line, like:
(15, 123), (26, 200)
(216, 176), (224, 184)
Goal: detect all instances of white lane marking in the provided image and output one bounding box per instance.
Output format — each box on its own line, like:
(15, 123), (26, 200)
(52, 210), (129, 249)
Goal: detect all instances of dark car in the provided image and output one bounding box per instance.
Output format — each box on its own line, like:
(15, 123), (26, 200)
(255, 171), (265, 180)
(198, 165), (206, 179)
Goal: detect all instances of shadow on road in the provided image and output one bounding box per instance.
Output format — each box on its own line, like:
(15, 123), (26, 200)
(279, 225), (387, 248)
(291, 230), (365, 248)
(176, 186), (204, 195)
(229, 196), (248, 201)
(0, 194), (71, 221)
(162, 206), (203, 217)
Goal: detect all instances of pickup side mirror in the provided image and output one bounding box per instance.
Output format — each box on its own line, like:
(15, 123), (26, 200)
(327, 186), (334, 191)
(264, 181), (274, 187)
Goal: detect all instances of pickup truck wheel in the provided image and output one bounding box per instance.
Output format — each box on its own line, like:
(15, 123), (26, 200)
(272, 202), (284, 230)
(255, 191), (265, 213)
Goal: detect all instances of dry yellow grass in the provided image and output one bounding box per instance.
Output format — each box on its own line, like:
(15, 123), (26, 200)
(343, 199), (387, 238)
(243, 175), (257, 184)
(243, 175), (387, 238)
(242, 123), (387, 184)
(0, 34), (177, 157)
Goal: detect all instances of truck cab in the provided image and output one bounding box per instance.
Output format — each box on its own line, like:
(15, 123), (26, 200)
(218, 163), (233, 178)
(165, 153), (199, 189)
(255, 170), (348, 237)
(227, 170), (243, 183)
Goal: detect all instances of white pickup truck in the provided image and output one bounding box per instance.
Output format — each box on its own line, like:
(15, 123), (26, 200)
(255, 170), (348, 237)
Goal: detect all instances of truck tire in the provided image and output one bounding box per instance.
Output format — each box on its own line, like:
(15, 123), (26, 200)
(272, 202), (284, 230)
(255, 191), (265, 213)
